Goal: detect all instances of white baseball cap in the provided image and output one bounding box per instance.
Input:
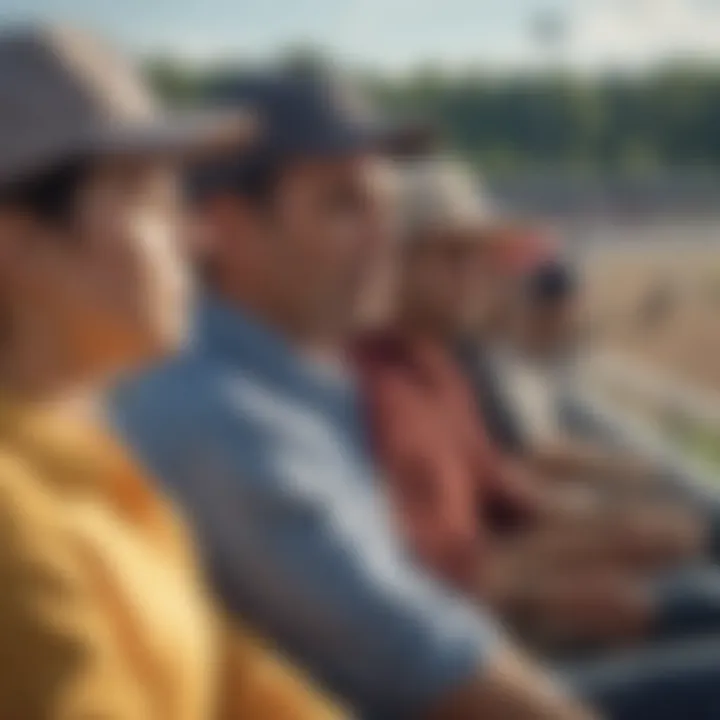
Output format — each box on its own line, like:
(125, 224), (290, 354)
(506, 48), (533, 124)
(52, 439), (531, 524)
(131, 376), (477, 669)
(397, 155), (503, 243)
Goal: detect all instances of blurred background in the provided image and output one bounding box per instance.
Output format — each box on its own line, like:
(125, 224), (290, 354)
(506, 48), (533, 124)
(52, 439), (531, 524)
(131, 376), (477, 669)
(4, 0), (720, 469)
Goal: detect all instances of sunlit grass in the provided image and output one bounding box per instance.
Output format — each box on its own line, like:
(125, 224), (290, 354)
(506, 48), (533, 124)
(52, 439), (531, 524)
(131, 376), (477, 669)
(671, 422), (720, 474)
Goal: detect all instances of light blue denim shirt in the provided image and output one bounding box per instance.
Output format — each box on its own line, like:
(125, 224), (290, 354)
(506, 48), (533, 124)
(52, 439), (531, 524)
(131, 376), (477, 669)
(109, 294), (498, 719)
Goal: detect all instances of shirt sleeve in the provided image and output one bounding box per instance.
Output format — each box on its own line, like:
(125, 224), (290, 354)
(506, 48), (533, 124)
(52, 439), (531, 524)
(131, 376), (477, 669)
(0, 457), (153, 720)
(456, 345), (528, 454)
(110, 383), (500, 718)
(363, 366), (458, 534)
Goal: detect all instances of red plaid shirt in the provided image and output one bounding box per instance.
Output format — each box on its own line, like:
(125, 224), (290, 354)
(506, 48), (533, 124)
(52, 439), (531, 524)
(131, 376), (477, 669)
(354, 331), (536, 590)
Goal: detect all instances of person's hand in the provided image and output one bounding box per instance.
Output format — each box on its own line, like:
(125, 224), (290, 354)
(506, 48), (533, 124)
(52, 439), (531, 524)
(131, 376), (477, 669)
(518, 569), (653, 646)
(537, 485), (604, 527)
(611, 505), (707, 569)
(529, 502), (706, 572)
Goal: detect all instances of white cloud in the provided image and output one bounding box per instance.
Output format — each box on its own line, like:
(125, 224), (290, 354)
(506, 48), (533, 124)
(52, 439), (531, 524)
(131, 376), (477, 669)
(562, 0), (720, 70)
(38, 0), (718, 71)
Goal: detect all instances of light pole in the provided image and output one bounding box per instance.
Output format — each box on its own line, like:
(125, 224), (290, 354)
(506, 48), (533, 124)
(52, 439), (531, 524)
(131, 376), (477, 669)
(531, 8), (568, 73)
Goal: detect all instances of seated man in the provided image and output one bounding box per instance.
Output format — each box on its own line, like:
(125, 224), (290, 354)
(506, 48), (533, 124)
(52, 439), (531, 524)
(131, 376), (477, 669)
(0, 27), (341, 720)
(454, 227), (660, 489)
(489, 259), (581, 451)
(481, 255), (656, 488)
(499, 257), (720, 564)
(111, 72), (720, 719)
(355, 156), (720, 647)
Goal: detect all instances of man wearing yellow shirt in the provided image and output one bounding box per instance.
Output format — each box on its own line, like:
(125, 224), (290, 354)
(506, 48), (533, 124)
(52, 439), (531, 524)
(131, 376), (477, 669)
(0, 25), (342, 720)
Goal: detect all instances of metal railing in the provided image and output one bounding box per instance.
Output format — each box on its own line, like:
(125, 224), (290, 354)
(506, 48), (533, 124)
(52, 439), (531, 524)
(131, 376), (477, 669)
(583, 352), (720, 430)
(564, 351), (720, 492)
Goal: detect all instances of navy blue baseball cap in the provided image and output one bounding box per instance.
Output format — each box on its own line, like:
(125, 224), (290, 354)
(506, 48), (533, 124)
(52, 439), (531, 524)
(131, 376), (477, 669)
(188, 70), (437, 201)
(207, 70), (434, 159)
(525, 260), (578, 303)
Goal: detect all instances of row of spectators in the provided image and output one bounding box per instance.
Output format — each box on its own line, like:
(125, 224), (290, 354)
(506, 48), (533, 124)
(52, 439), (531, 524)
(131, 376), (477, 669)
(5, 24), (720, 720)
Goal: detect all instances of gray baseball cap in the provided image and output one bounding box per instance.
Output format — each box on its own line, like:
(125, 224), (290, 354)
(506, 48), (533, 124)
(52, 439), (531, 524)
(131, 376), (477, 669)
(0, 25), (256, 187)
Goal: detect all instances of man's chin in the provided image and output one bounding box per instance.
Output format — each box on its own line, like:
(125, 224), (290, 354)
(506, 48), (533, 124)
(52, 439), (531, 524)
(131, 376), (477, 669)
(118, 318), (187, 373)
(153, 320), (188, 359)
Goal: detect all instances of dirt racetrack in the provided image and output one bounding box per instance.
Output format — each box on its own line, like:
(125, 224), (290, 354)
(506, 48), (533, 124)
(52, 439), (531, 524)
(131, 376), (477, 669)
(580, 223), (720, 391)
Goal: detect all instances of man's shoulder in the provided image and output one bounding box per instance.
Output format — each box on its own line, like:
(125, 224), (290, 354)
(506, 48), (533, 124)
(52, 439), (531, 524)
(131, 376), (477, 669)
(108, 350), (309, 462)
(111, 353), (205, 417)
(107, 350), (260, 452)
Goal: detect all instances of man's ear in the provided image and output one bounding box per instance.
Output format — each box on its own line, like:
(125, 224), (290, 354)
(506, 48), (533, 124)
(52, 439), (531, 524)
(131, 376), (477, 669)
(0, 209), (34, 328)
(190, 193), (262, 287)
(0, 208), (29, 280)
(205, 193), (261, 248)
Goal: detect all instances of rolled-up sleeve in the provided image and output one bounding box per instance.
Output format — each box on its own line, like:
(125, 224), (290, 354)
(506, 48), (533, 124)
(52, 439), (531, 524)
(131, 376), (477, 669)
(111, 368), (501, 718)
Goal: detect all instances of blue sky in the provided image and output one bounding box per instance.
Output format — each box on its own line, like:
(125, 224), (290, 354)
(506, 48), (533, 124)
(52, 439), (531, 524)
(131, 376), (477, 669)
(2, 0), (720, 70)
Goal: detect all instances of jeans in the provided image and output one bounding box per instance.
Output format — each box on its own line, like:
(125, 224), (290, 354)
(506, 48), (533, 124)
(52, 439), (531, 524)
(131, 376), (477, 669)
(565, 636), (720, 719)
(653, 563), (720, 640)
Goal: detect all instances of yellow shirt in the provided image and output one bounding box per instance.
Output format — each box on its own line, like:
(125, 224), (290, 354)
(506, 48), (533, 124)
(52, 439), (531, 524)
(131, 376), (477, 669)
(0, 397), (343, 720)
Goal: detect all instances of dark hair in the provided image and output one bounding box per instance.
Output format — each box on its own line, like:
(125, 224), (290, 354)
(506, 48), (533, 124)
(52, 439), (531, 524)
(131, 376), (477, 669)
(0, 159), (90, 224)
(187, 150), (282, 209)
(525, 261), (577, 306)
(186, 151), (284, 284)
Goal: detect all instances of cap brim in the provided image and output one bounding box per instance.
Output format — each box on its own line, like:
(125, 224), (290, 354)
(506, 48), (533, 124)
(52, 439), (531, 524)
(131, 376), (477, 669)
(91, 107), (257, 162)
(0, 109), (257, 191)
(289, 120), (439, 160)
(378, 121), (441, 158)
(424, 216), (537, 251)
(475, 218), (537, 243)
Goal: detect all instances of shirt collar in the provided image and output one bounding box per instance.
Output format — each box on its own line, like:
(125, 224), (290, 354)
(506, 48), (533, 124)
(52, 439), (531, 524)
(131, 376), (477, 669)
(194, 292), (357, 406)
(0, 391), (150, 504)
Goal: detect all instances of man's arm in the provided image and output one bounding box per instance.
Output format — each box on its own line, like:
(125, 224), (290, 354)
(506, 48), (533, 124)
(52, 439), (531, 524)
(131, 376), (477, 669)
(111, 383), (594, 719)
(528, 439), (657, 487)
(424, 649), (595, 720)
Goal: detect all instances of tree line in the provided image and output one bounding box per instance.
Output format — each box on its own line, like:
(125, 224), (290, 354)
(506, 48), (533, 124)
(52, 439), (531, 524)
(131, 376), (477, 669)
(146, 55), (720, 177)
